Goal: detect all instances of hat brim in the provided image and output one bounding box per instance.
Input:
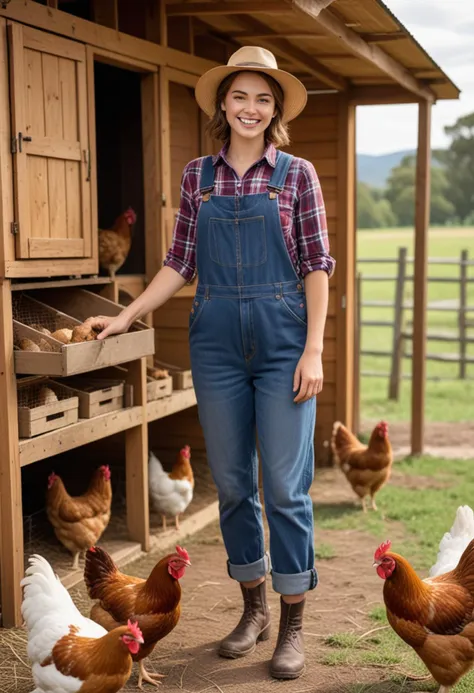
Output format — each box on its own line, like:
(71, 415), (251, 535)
(195, 64), (308, 124)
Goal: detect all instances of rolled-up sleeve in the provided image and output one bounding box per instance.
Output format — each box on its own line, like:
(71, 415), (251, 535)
(295, 159), (336, 278)
(163, 165), (198, 282)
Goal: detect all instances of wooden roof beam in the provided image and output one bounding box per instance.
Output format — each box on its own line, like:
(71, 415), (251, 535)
(230, 15), (347, 90)
(349, 85), (420, 105)
(229, 31), (327, 40)
(291, 0), (436, 102)
(166, 2), (290, 16)
(358, 31), (407, 43)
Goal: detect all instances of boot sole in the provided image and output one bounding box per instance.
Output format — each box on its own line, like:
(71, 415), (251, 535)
(270, 664), (306, 680)
(218, 622), (271, 659)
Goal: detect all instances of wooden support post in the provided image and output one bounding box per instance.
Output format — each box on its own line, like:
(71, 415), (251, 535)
(389, 246), (407, 400)
(411, 100), (431, 456)
(125, 358), (150, 550)
(353, 272), (361, 434)
(459, 249), (468, 379)
(0, 280), (24, 626)
(92, 0), (119, 30)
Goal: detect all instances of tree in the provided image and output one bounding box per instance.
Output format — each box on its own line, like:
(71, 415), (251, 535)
(385, 155), (455, 226)
(440, 112), (474, 222)
(357, 182), (396, 229)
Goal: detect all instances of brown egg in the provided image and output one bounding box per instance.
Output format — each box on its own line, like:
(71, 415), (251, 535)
(150, 368), (169, 380)
(38, 338), (54, 352)
(51, 328), (73, 344)
(71, 323), (99, 343)
(31, 323), (52, 336)
(38, 386), (58, 406)
(19, 338), (40, 352)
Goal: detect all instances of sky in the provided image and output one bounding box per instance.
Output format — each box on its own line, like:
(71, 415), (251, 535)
(356, 0), (474, 155)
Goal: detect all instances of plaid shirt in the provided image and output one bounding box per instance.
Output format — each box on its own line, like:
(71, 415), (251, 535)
(164, 143), (335, 282)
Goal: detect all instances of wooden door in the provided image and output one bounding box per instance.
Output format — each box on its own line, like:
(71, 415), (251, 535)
(8, 23), (91, 260)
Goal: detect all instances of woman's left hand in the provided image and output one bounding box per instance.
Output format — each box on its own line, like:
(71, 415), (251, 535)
(293, 348), (324, 403)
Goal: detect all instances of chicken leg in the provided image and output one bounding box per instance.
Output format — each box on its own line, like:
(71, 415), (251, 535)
(161, 515), (167, 531)
(370, 495), (378, 511)
(72, 552), (80, 570)
(174, 514), (180, 531)
(138, 660), (166, 688)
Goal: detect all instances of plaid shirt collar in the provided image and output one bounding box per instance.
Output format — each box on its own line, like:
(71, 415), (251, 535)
(212, 142), (277, 169)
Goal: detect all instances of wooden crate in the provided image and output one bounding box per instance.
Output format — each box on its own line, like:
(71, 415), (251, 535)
(17, 377), (79, 438)
(152, 358), (193, 390)
(146, 372), (173, 401)
(50, 376), (125, 418)
(12, 289), (155, 376)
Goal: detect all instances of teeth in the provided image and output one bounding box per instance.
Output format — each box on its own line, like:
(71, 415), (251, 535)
(240, 118), (259, 125)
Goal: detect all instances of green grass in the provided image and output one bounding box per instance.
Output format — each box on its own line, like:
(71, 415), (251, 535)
(315, 542), (336, 560)
(316, 456), (474, 570)
(357, 226), (474, 423)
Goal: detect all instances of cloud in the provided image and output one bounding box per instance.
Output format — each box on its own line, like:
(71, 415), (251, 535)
(356, 0), (473, 154)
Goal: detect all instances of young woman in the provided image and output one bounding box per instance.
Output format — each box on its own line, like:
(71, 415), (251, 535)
(91, 46), (335, 680)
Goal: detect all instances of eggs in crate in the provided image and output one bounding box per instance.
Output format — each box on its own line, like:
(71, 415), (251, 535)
(17, 377), (79, 438)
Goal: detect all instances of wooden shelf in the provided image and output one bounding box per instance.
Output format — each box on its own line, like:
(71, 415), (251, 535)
(147, 388), (197, 422)
(19, 406), (144, 466)
(18, 390), (197, 467)
(11, 277), (112, 291)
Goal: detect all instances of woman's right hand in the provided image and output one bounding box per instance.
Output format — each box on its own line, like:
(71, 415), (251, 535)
(86, 312), (132, 340)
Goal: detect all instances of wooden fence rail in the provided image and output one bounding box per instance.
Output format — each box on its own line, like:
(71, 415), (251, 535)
(357, 247), (474, 400)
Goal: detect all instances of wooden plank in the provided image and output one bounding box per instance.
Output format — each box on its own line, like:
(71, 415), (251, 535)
(28, 238), (85, 258)
(23, 24), (86, 61)
(5, 258), (98, 278)
(0, 2), (218, 76)
(147, 388), (197, 422)
(141, 72), (162, 280)
(159, 68), (172, 268)
(42, 52), (62, 138)
(8, 22), (30, 258)
(0, 280), (24, 627)
(19, 405), (144, 466)
(0, 18), (15, 272)
(28, 156), (50, 239)
(411, 100), (431, 455)
(11, 277), (112, 291)
(23, 138), (82, 160)
(349, 85), (419, 105)
(125, 359), (149, 550)
(388, 247), (407, 400)
(167, 2), (290, 16)
(144, 0), (165, 45)
(24, 48), (45, 137)
(459, 249), (468, 379)
(92, 45), (157, 72)
(86, 46), (99, 274)
(76, 50), (92, 258)
(335, 94), (355, 428)
(48, 159), (67, 239)
(292, 0), (435, 102)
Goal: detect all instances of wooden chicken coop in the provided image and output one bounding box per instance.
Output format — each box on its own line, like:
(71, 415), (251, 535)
(0, 0), (459, 627)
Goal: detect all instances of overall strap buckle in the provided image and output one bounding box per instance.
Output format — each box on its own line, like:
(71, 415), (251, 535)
(267, 151), (294, 199)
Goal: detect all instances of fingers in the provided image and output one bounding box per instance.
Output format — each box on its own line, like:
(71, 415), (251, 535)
(294, 378), (324, 403)
(293, 364), (301, 394)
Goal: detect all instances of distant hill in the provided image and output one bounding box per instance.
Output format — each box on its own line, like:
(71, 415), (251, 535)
(357, 149), (444, 188)
(357, 150), (415, 188)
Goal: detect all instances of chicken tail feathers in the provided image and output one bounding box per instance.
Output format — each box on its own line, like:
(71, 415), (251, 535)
(430, 505), (474, 577)
(84, 545), (118, 599)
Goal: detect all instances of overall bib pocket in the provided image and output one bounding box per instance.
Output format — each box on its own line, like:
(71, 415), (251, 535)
(209, 216), (267, 267)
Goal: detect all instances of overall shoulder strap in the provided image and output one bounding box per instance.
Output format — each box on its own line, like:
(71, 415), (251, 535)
(268, 150), (294, 194)
(199, 156), (215, 196)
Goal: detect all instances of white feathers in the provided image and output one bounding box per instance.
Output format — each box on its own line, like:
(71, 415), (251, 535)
(148, 451), (193, 518)
(21, 555), (107, 693)
(429, 505), (474, 577)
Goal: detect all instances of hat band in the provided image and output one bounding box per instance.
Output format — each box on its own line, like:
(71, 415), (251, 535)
(234, 61), (274, 69)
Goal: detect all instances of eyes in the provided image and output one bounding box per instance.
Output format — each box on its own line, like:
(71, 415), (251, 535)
(233, 94), (271, 104)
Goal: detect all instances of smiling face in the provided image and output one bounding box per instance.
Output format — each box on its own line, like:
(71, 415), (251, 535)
(221, 72), (276, 143)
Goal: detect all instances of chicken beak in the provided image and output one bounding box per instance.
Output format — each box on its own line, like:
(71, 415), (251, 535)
(136, 635), (145, 645)
(373, 561), (381, 568)
(183, 559), (192, 567)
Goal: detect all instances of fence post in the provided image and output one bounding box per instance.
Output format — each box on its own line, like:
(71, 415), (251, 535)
(353, 272), (362, 434)
(388, 247), (408, 400)
(459, 249), (468, 379)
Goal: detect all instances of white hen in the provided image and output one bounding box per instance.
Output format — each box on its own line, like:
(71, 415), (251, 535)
(21, 555), (143, 693)
(148, 450), (194, 530)
(430, 505), (474, 577)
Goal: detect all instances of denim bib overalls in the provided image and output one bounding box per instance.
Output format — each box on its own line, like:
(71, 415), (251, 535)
(189, 151), (318, 595)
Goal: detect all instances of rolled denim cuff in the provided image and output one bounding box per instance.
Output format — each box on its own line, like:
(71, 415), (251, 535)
(271, 567), (318, 595)
(227, 552), (271, 582)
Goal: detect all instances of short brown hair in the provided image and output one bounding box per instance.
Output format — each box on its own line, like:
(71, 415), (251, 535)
(206, 71), (290, 148)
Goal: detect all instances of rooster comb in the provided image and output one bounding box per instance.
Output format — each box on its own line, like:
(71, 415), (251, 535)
(374, 540), (392, 561)
(127, 620), (143, 640)
(99, 465), (111, 480)
(176, 546), (190, 562)
(180, 445), (191, 458)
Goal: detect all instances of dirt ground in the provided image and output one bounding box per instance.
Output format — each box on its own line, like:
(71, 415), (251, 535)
(361, 420), (474, 457)
(1, 468), (436, 693)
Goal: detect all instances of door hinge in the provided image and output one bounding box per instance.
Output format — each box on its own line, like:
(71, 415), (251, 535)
(83, 149), (91, 181)
(11, 221), (19, 235)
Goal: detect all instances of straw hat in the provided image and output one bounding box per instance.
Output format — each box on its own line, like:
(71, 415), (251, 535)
(195, 46), (307, 124)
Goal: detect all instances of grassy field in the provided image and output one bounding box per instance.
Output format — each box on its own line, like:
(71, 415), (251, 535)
(357, 226), (474, 423)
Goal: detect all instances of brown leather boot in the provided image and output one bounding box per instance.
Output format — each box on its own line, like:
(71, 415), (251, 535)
(270, 597), (306, 679)
(218, 581), (271, 659)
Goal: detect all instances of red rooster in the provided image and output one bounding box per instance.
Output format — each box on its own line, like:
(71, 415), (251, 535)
(84, 544), (191, 688)
(99, 207), (136, 278)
